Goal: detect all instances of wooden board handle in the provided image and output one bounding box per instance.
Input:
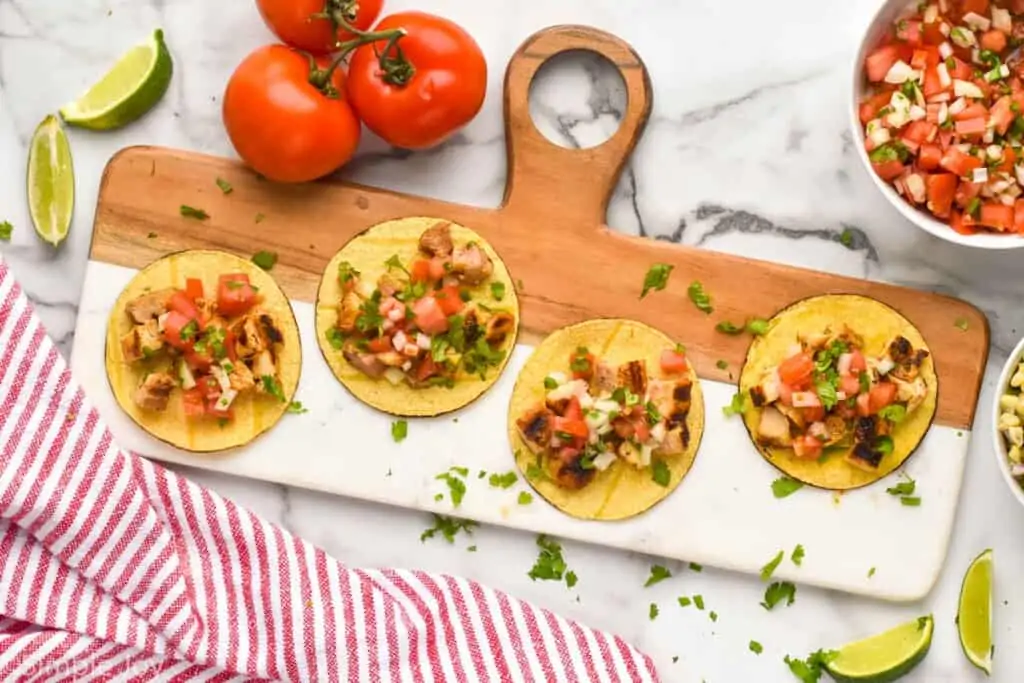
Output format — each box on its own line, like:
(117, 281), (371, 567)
(501, 25), (653, 228)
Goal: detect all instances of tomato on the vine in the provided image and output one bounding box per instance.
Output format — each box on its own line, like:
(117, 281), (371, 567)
(255, 0), (383, 54)
(222, 45), (361, 183)
(346, 12), (488, 150)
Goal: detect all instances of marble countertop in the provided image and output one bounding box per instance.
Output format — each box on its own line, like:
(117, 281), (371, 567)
(3, 0), (1024, 680)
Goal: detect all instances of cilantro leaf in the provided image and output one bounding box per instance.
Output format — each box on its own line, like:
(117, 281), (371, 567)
(435, 467), (467, 507)
(528, 535), (574, 585)
(815, 379), (838, 410)
(886, 476), (916, 497)
(648, 603), (659, 620)
(325, 328), (345, 350)
(391, 420), (408, 443)
(901, 496), (921, 506)
(868, 567), (876, 578)
(693, 595), (705, 610)
(716, 359), (728, 370)
(565, 570), (578, 588)
(771, 477), (804, 498)
(723, 392), (746, 417)
(260, 375), (287, 402)
(491, 281), (506, 301)
(651, 459), (671, 487)
(687, 281), (713, 313)
(287, 401), (307, 414)
(488, 471), (518, 489)
(517, 491), (533, 505)
(760, 581), (796, 610)
(715, 320), (744, 335)
(180, 205), (208, 220)
(420, 514), (477, 543)
(215, 177), (233, 194)
(640, 263), (674, 299)
(688, 562), (702, 572)
(783, 649), (838, 683)
(251, 250), (278, 271)
(878, 404), (907, 423)
(384, 254), (409, 275)
(760, 551), (784, 581)
(839, 228), (854, 248)
(0, 221), (12, 241)
(677, 596), (691, 607)
(749, 640), (763, 655)
(747, 318), (769, 336)
(791, 544), (805, 566)
(644, 565), (672, 587)
(955, 317), (969, 331)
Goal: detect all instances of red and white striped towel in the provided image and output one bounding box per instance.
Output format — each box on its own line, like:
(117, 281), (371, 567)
(0, 258), (659, 682)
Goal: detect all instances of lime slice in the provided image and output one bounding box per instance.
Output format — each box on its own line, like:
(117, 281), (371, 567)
(958, 548), (993, 675)
(58, 29), (173, 131)
(27, 115), (74, 247)
(823, 615), (932, 683)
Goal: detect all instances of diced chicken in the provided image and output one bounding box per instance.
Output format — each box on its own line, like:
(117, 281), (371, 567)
(589, 362), (616, 396)
(751, 371), (781, 406)
(233, 314), (268, 359)
(823, 415), (848, 446)
(757, 407), (792, 447)
(545, 397), (570, 415)
(617, 360), (648, 397)
(196, 297), (217, 321)
(418, 221), (454, 258)
(654, 426), (686, 456)
(516, 406), (554, 454)
(251, 349), (277, 380)
(337, 292), (363, 334)
(125, 289), (174, 324)
(376, 351), (406, 367)
(484, 312), (515, 346)
(892, 376), (928, 413)
(544, 449), (596, 490)
(846, 442), (884, 471)
(450, 243), (493, 285)
(343, 343), (386, 379)
(776, 404), (807, 430)
(617, 440), (642, 466)
(647, 378), (692, 430)
(258, 312), (283, 346)
(120, 320), (165, 363)
(887, 336), (929, 381)
(227, 361), (256, 392)
(377, 273), (404, 298)
(132, 372), (175, 411)
(610, 416), (636, 440)
(463, 309), (483, 345)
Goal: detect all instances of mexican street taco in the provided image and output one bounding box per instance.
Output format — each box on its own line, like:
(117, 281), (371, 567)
(315, 216), (520, 417)
(508, 319), (705, 521)
(738, 294), (937, 490)
(105, 249), (302, 453)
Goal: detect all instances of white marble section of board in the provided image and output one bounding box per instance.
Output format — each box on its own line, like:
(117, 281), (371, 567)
(73, 260), (970, 601)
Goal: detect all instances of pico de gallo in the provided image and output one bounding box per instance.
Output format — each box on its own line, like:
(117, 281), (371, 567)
(327, 221), (515, 388)
(859, 0), (1024, 234)
(748, 326), (930, 470)
(515, 346), (693, 490)
(119, 273), (288, 422)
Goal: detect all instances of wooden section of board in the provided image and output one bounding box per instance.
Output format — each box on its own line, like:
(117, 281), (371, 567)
(89, 25), (990, 430)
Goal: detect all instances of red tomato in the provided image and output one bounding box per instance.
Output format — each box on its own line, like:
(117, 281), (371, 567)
(434, 285), (465, 316)
(903, 120), (937, 144)
(184, 278), (204, 302)
(563, 396), (583, 422)
(182, 388), (206, 419)
(410, 259), (432, 283)
(982, 29), (1009, 53)
(778, 353), (814, 389)
(223, 45), (361, 183)
(869, 382), (898, 412)
(918, 144), (942, 171)
(256, 0), (383, 54)
(990, 96), (1015, 135)
(897, 20), (923, 45)
(197, 376), (221, 399)
(860, 92), (893, 124)
(951, 102), (989, 122)
(946, 57), (974, 81)
(910, 47), (938, 69)
(162, 311), (197, 351)
(954, 117), (987, 137)
(926, 173), (957, 218)
(1015, 199), (1024, 232)
(940, 147), (983, 176)
(922, 22), (947, 45)
(571, 350), (596, 380)
(962, 0), (990, 14)
(980, 202), (1015, 230)
(633, 419), (651, 443)
(954, 180), (983, 208)
(950, 210), (979, 234)
(217, 274), (257, 317)
(415, 355), (438, 382)
(996, 145), (1017, 173)
(552, 417), (589, 440)
(873, 160), (906, 181)
(778, 382), (794, 406)
(367, 336), (393, 353)
(346, 12), (487, 150)
(792, 435), (823, 460)
(850, 350), (867, 373)
(168, 291), (199, 321)
(921, 66), (946, 99)
(428, 258), (449, 281)
(865, 45), (904, 82)
(802, 406), (826, 423)
(412, 296), (449, 335)
(840, 374), (862, 397)
(659, 349), (688, 375)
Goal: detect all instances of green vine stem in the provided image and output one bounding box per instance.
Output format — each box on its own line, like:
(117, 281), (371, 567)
(306, 25), (407, 97)
(318, 7), (417, 87)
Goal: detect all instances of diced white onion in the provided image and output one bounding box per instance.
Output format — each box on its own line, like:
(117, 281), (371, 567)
(177, 360), (196, 390)
(639, 444), (653, 467)
(954, 79), (984, 98)
(214, 389), (238, 411)
(1016, 164), (1024, 187)
(993, 7), (1012, 34)
(788, 344), (803, 357)
(585, 410), (609, 433)
(909, 105), (927, 121)
(973, 167), (989, 183)
(877, 357), (896, 375)
(955, 142), (973, 153)
(402, 343), (419, 357)
(416, 333), (431, 350)
(382, 319), (395, 332)
(548, 379), (587, 402)
(384, 367), (405, 385)
(210, 364), (232, 393)
(387, 307), (404, 322)
(962, 12), (991, 31)
(650, 422), (666, 444)
(594, 398), (620, 413)
(593, 451), (618, 471)
(868, 125), (891, 148)
(546, 371), (568, 386)
(835, 391), (848, 401)
(948, 97), (967, 115)
(937, 63), (953, 89)
(356, 281), (374, 299)
(939, 41), (954, 59)
(401, 361), (412, 371)
(1000, 193), (1016, 206)
(950, 26), (977, 48)
(157, 312), (169, 332)
(983, 129), (995, 144)
(808, 422), (828, 440)
(939, 21), (950, 36)
(923, 3), (939, 24)
(392, 330), (407, 352)
(938, 102), (949, 124)
(987, 145), (1004, 161)
(991, 178), (1012, 193)
(884, 60), (918, 84)
(927, 91), (952, 103)
(906, 173), (927, 203)
(1001, 64), (1011, 78)
(579, 392), (595, 409)
(791, 391), (822, 408)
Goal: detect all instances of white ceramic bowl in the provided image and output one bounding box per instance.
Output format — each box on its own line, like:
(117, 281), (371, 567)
(992, 336), (1024, 508)
(851, 0), (1024, 249)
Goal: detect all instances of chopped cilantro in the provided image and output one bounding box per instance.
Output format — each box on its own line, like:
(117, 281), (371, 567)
(648, 603), (659, 620)
(488, 471), (518, 489)
(325, 327), (345, 350)
(815, 379), (838, 410)
(687, 281), (713, 313)
(467, 545), (477, 552)
(677, 596), (692, 607)
(435, 467), (467, 507)
(644, 565), (672, 587)
(723, 392), (746, 417)
(338, 261), (360, 286)
(180, 205), (208, 220)
(760, 550), (784, 581)
(901, 496), (921, 506)
(179, 320), (199, 342)
(715, 320), (743, 335)
(215, 177), (233, 194)
(528, 535), (575, 586)
(517, 491), (533, 505)
(868, 567), (876, 578)
(716, 359), (728, 370)
(544, 377), (558, 390)
(0, 221), (13, 241)
(693, 595), (705, 610)
(391, 420), (408, 443)
(874, 435), (895, 456)
(783, 649), (838, 683)
(747, 318), (769, 335)
(886, 476), (916, 497)
(761, 581), (796, 610)
(791, 544), (805, 566)
(689, 562), (702, 572)
(255, 212), (266, 223)
(251, 250), (278, 271)
(955, 317), (969, 331)
(709, 611), (718, 622)
(749, 641), (763, 655)
(491, 281), (506, 301)
(287, 401), (307, 414)
(651, 459), (671, 487)
(839, 229), (854, 248)
(858, 371), (871, 394)
(645, 401), (662, 425)
(771, 477), (803, 498)
(641, 263), (674, 299)
(420, 514), (477, 543)
(565, 571), (578, 588)
(384, 254), (409, 275)
(260, 375), (286, 402)
(879, 404), (906, 423)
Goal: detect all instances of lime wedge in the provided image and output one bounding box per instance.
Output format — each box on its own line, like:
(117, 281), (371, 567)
(27, 115), (74, 247)
(823, 615), (932, 683)
(958, 548), (993, 675)
(58, 29), (172, 131)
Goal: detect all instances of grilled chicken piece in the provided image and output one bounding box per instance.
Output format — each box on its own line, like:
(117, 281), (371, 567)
(343, 343), (386, 379)
(484, 312), (515, 346)
(463, 309), (483, 345)
(233, 314), (268, 359)
(617, 360), (647, 397)
(258, 312), (283, 346)
(648, 378), (692, 430)
(654, 426), (686, 456)
(418, 222), (454, 258)
(516, 406), (554, 454)
(337, 292), (363, 334)
(377, 273), (404, 298)
(776, 403), (807, 430)
(545, 449), (596, 490)
(251, 349), (277, 382)
(545, 397), (571, 415)
(610, 416), (635, 440)
(589, 362), (616, 396)
(125, 289), (174, 324)
(847, 442), (884, 471)
(133, 373), (175, 411)
(450, 243), (493, 285)
(376, 351), (406, 367)
(617, 440), (642, 467)
(823, 415), (848, 446)
(757, 406), (792, 447)
(120, 320), (165, 363)
(227, 361), (256, 392)
(888, 336), (929, 381)
(892, 376), (928, 412)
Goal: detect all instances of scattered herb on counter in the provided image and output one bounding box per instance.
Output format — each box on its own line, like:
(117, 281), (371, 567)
(287, 401), (307, 414)
(645, 565), (672, 587)
(723, 392), (746, 417)
(868, 567), (876, 578)
(693, 595), (705, 610)
(783, 649), (838, 683)
(709, 611), (718, 622)
(791, 544), (805, 567)
(747, 318), (769, 336)
(565, 570), (578, 588)
(640, 263), (674, 299)
(467, 545), (477, 552)
(391, 420), (408, 443)
(147, 231), (157, 239)
(760, 582), (796, 610)
(839, 229), (854, 248)
(886, 476), (916, 497)
(252, 250), (278, 271)
(488, 471), (518, 489)
(901, 496), (921, 506)
(648, 603), (659, 620)
(651, 459), (671, 487)
(677, 596), (692, 608)
(180, 205), (208, 220)
(477, 470), (486, 479)
(435, 467), (468, 507)
(216, 177), (233, 194)
(749, 640), (763, 655)
(672, 656), (679, 663)
(0, 221), (11, 241)
(516, 278), (525, 291)
(715, 320), (744, 335)
(771, 477), (804, 498)
(760, 551), (784, 581)
(420, 514), (477, 543)
(687, 281), (713, 313)
(517, 491), (533, 505)
(255, 212), (266, 223)
(689, 562), (703, 572)
(528, 535), (576, 588)
(716, 359), (728, 370)
(955, 317), (969, 331)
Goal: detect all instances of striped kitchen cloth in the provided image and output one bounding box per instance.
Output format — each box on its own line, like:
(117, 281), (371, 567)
(0, 258), (659, 682)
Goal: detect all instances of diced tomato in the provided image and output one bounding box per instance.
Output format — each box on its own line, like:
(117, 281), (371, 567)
(563, 396), (583, 421)
(869, 382), (898, 413)
(162, 311), (197, 351)
(367, 336), (392, 353)
(182, 388), (206, 419)
(840, 374), (862, 397)
(860, 92), (894, 124)
(938, 129), (956, 149)
(197, 375), (220, 399)
(954, 180), (983, 208)
(918, 144), (942, 171)
(921, 66), (947, 99)
(552, 417), (589, 440)
(778, 382), (794, 406)
(570, 349), (595, 380)
(866, 45), (904, 82)
(434, 285), (465, 316)
(996, 145), (1017, 173)
(410, 259), (432, 283)
(185, 348), (213, 372)
(1015, 199), (1024, 232)
(952, 102), (989, 122)
(168, 291), (200, 321)
(926, 173), (958, 218)
(659, 348), (688, 375)
(792, 435), (823, 460)
(950, 210), (979, 234)
(411, 296), (449, 335)
(850, 350), (867, 373)
(990, 96), (1015, 135)
(980, 29), (1008, 54)
(802, 406), (826, 423)
(873, 160), (906, 181)
(940, 147), (983, 176)
(896, 19), (923, 46)
(184, 278), (204, 302)
(922, 22), (946, 46)
(954, 117), (987, 137)
(910, 47), (938, 69)
(856, 392), (873, 417)
(947, 56), (973, 81)
(206, 398), (234, 421)
(216, 274), (257, 317)
(961, 0), (990, 15)
(925, 103), (943, 124)
(778, 353), (814, 389)
(414, 355), (438, 382)
(428, 258), (448, 281)
(903, 120), (937, 145)
(979, 202), (1015, 231)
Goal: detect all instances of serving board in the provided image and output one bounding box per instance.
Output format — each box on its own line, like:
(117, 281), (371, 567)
(71, 25), (989, 601)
